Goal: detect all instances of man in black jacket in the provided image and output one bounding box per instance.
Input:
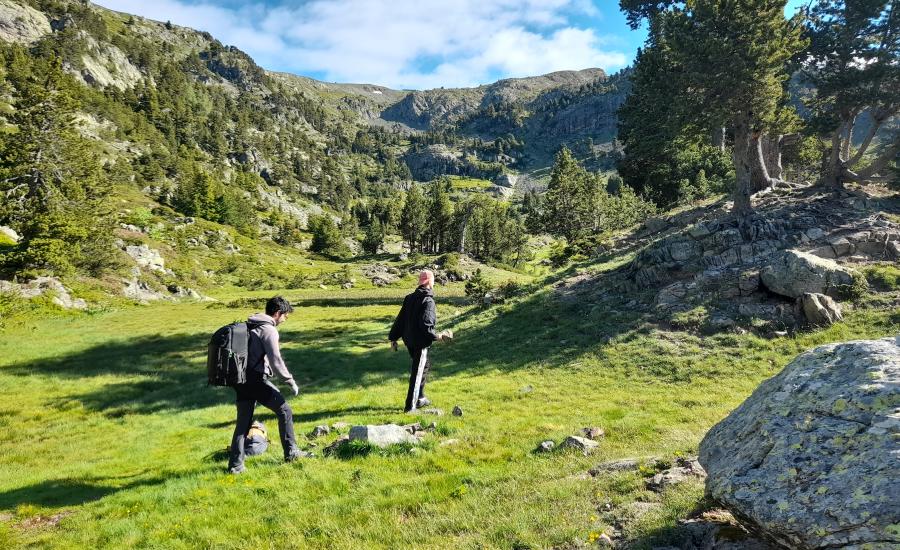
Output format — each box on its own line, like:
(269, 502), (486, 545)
(389, 270), (444, 411)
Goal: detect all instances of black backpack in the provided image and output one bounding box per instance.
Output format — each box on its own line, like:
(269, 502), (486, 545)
(207, 322), (262, 387)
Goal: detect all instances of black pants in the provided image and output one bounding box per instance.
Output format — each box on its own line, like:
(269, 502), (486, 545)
(229, 372), (298, 468)
(404, 347), (431, 412)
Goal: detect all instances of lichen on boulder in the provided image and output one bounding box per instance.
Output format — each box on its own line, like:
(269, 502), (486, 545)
(699, 336), (900, 549)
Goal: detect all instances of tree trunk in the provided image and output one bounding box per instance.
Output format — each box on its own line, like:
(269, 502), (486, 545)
(731, 114), (753, 216)
(751, 134), (785, 192)
(852, 137), (900, 181)
(712, 126), (726, 152)
(823, 129), (844, 189)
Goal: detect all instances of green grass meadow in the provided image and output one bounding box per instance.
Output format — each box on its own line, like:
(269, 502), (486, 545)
(0, 280), (897, 548)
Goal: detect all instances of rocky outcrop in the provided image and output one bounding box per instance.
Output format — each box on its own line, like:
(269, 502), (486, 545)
(760, 249), (859, 299)
(699, 336), (900, 549)
(493, 173), (517, 188)
(402, 145), (493, 182)
(76, 34), (142, 91)
(0, 0), (51, 45)
(256, 186), (325, 229)
(0, 277), (86, 309)
(125, 244), (166, 273)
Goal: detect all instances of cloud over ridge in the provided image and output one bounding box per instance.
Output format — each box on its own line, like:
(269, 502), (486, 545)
(96, 0), (627, 89)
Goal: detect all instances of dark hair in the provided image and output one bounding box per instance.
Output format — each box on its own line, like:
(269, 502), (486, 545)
(265, 296), (293, 316)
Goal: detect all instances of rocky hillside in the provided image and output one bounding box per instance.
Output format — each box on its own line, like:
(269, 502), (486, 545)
(1, 0), (626, 197)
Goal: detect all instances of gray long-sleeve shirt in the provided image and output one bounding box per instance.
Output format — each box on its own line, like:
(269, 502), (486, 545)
(247, 313), (294, 384)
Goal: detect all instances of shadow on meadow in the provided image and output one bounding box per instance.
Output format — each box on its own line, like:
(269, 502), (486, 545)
(0, 472), (173, 510)
(4, 288), (649, 417)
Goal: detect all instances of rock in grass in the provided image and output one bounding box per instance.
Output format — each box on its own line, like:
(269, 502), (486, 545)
(699, 336), (900, 549)
(330, 422), (350, 431)
(798, 292), (843, 326)
(419, 408), (444, 416)
(308, 425), (330, 438)
(646, 457), (705, 492)
(349, 424), (417, 447)
(560, 435), (599, 455)
(589, 458), (642, 476)
(535, 440), (555, 453)
(402, 423), (422, 434)
(452, 405), (463, 417)
(323, 435), (350, 456)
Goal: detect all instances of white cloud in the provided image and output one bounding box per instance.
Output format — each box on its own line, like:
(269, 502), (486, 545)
(94, 0), (628, 89)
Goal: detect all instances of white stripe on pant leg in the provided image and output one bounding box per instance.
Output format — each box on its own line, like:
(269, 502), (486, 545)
(410, 348), (427, 411)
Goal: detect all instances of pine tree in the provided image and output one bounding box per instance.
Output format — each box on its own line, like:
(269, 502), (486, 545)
(621, 0), (807, 217)
(542, 147), (601, 241)
(426, 177), (454, 253)
(803, 0), (900, 188)
(400, 184), (427, 253)
(362, 218), (385, 255)
(0, 52), (114, 276)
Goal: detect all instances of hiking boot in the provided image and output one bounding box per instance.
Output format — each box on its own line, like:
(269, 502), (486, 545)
(416, 397), (431, 408)
(228, 464), (245, 475)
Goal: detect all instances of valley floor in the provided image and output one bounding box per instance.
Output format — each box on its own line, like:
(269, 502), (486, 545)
(0, 282), (897, 549)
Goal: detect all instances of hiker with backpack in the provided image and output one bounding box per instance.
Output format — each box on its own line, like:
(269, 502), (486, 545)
(210, 296), (302, 474)
(389, 270), (450, 412)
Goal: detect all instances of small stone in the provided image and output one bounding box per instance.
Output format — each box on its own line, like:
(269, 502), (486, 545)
(318, 284), (328, 290)
(427, 421), (438, 431)
(331, 422), (350, 430)
(581, 427), (605, 440)
(419, 408), (444, 416)
(589, 458), (642, 476)
(440, 439), (460, 447)
(308, 425), (330, 438)
(536, 440), (556, 453)
(560, 435), (600, 455)
(402, 423), (422, 434)
(323, 435), (350, 455)
(519, 385), (534, 394)
(597, 533), (614, 546)
(452, 405), (463, 417)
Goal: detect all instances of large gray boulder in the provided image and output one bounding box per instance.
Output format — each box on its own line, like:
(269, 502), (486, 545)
(699, 336), (900, 549)
(349, 424), (417, 447)
(760, 249), (858, 299)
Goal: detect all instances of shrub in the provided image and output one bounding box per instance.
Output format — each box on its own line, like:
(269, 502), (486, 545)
(464, 268), (493, 304)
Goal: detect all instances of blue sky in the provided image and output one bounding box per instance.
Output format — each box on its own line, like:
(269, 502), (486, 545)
(95, 0), (809, 90)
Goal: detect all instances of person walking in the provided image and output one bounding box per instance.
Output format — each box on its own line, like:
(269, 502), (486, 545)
(389, 270), (445, 412)
(228, 296), (301, 474)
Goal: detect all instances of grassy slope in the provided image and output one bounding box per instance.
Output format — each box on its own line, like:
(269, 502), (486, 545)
(0, 259), (898, 548)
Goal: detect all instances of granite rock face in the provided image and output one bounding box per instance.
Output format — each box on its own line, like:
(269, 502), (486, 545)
(699, 336), (900, 549)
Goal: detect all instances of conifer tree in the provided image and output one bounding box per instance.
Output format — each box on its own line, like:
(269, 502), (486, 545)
(400, 184), (427, 253)
(0, 51), (113, 276)
(803, 0), (899, 188)
(621, 0), (807, 216)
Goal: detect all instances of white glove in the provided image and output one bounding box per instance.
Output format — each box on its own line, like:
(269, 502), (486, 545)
(287, 380), (299, 396)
